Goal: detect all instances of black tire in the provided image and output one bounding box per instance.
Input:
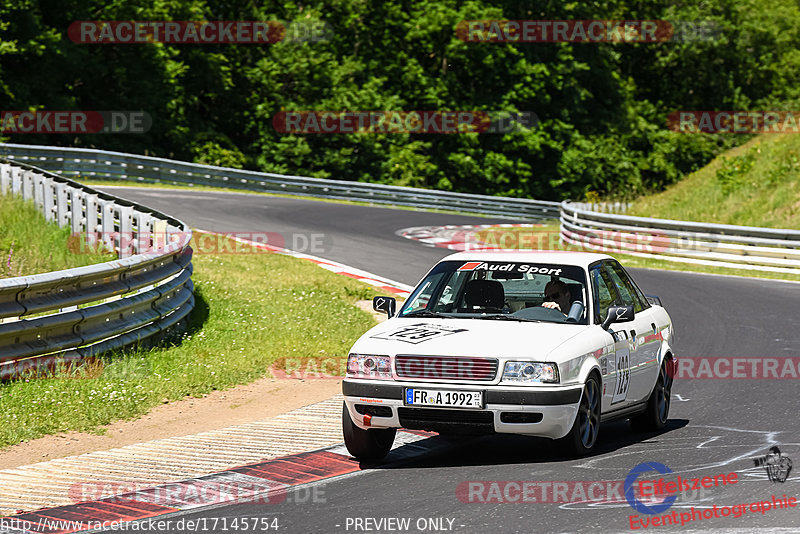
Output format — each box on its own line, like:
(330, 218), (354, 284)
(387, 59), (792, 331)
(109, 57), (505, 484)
(562, 374), (602, 456)
(342, 403), (396, 461)
(631, 357), (673, 432)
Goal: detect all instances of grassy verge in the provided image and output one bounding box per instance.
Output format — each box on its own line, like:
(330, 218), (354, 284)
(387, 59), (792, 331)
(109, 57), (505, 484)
(474, 223), (800, 282)
(0, 232), (378, 449)
(628, 134), (800, 228)
(0, 193), (114, 277)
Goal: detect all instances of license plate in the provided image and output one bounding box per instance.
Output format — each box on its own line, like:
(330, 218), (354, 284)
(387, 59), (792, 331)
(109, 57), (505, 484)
(404, 388), (483, 409)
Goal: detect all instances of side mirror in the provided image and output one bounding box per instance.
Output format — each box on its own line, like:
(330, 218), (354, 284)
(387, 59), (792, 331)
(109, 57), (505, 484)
(373, 296), (396, 317)
(602, 305), (635, 330)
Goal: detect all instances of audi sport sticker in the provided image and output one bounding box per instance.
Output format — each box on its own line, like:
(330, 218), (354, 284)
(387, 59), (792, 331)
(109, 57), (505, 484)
(458, 261), (563, 275)
(371, 323), (468, 344)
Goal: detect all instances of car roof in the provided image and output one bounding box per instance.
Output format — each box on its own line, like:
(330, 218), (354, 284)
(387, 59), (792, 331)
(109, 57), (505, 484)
(439, 250), (614, 268)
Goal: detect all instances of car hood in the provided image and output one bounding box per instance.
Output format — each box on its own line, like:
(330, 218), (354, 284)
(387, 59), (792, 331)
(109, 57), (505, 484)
(350, 317), (591, 361)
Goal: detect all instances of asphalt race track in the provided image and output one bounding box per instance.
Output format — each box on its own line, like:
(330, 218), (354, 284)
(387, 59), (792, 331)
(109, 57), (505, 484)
(102, 187), (800, 533)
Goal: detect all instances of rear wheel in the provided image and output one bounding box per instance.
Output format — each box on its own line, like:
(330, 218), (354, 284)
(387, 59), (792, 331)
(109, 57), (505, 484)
(562, 374), (601, 456)
(342, 403), (396, 461)
(631, 357), (673, 431)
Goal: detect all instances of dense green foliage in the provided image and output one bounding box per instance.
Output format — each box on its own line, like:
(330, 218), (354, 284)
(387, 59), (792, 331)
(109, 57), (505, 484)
(1, 0), (799, 200)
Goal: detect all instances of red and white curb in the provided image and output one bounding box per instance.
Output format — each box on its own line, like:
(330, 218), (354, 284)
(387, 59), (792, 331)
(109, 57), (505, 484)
(0, 430), (449, 534)
(396, 223), (541, 251)
(202, 230), (412, 298)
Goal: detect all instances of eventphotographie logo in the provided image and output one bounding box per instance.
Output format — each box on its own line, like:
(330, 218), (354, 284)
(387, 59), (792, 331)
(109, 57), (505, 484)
(625, 462), (677, 515)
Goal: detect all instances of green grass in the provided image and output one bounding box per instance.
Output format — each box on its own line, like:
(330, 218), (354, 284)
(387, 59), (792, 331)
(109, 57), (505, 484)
(0, 232), (378, 449)
(474, 223), (800, 282)
(629, 134), (800, 228)
(0, 193), (114, 277)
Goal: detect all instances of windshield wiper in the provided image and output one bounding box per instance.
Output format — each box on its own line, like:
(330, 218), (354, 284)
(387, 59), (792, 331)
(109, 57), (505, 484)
(402, 310), (452, 319)
(476, 314), (542, 323)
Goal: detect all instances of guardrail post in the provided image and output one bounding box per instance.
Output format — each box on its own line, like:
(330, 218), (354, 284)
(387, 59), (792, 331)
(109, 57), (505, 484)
(71, 189), (85, 234)
(153, 219), (168, 250)
(82, 194), (100, 249)
(32, 172), (45, 211)
(118, 206), (134, 258)
(11, 166), (22, 195)
(42, 181), (55, 222)
(0, 163), (10, 194)
(100, 200), (116, 254)
(133, 212), (154, 254)
(22, 170), (34, 201)
(55, 183), (70, 227)
(85, 194), (99, 232)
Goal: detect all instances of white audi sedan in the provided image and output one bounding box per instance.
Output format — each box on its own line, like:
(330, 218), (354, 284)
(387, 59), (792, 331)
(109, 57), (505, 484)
(342, 252), (675, 459)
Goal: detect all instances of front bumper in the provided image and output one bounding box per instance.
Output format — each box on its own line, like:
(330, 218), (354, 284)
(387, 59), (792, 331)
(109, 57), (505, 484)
(342, 379), (582, 439)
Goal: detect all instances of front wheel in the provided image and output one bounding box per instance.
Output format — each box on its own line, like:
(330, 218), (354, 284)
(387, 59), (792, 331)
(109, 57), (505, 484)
(561, 374), (601, 456)
(342, 403), (396, 461)
(631, 357), (673, 432)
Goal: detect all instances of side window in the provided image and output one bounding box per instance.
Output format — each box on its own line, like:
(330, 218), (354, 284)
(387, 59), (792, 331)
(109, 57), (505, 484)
(403, 272), (445, 313)
(434, 271), (469, 312)
(590, 265), (618, 324)
(604, 262), (646, 312)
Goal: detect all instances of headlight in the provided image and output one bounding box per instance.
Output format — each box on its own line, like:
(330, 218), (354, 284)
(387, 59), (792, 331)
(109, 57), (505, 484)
(347, 354), (392, 379)
(502, 361), (559, 383)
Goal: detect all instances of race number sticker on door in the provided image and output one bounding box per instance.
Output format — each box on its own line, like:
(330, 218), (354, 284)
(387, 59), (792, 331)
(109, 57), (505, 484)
(371, 323), (468, 344)
(612, 344), (631, 404)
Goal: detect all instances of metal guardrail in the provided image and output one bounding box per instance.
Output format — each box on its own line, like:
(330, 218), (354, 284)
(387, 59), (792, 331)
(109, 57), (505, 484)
(0, 159), (194, 379)
(561, 202), (800, 275)
(0, 143), (560, 220)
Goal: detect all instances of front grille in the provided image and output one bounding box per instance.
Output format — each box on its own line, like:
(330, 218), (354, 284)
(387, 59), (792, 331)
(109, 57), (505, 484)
(395, 355), (498, 381)
(398, 407), (495, 435)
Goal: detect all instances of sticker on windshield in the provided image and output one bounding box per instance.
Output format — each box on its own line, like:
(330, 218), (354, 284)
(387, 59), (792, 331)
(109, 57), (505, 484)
(458, 262), (562, 276)
(371, 323), (468, 344)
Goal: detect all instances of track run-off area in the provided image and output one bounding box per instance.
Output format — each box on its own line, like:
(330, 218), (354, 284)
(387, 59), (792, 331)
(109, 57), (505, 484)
(5, 186), (799, 534)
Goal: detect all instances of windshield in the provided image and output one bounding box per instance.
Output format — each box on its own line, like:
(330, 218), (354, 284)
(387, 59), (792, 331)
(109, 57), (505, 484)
(401, 260), (590, 324)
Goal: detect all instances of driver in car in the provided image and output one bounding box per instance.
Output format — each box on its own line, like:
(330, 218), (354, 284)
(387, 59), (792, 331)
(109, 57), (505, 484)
(542, 279), (571, 315)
